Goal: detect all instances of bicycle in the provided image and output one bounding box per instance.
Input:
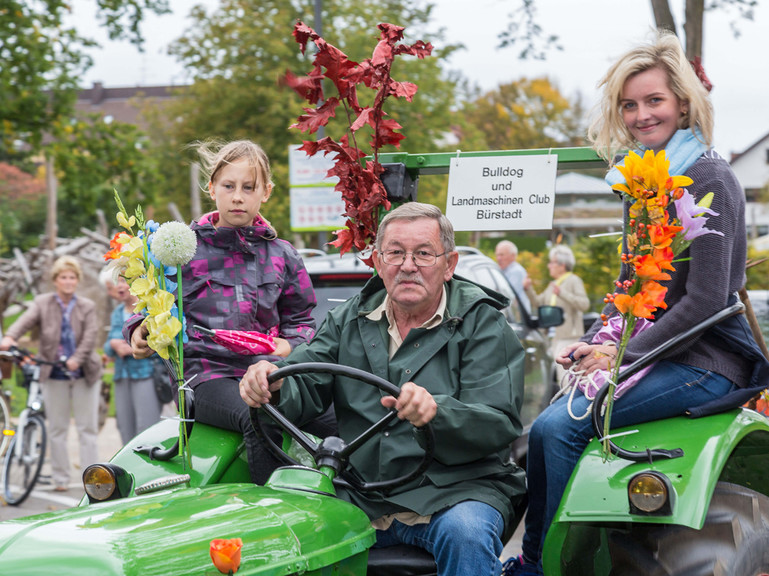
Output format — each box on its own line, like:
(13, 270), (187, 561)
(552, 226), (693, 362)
(0, 357), (12, 457)
(0, 346), (59, 505)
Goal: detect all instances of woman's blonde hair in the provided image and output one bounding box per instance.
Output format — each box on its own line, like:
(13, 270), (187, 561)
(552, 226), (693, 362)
(51, 255), (82, 282)
(194, 139), (274, 195)
(587, 31), (713, 162)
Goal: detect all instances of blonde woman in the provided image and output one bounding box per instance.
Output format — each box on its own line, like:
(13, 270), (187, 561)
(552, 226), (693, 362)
(1, 256), (102, 492)
(503, 32), (766, 575)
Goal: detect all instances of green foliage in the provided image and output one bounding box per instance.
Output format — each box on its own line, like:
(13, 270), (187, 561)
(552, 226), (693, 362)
(0, 163), (47, 256)
(458, 77), (586, 151)
(0, 1), (88, 149)
(0, 0), (168, 151)
(46, 115), (162, 238)
(747, 247), (769, 290)
(573, 235), (621, 311)
(93, 0), (171, 45)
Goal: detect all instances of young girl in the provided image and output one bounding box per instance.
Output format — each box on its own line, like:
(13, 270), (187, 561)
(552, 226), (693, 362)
(503, 32), (767, 575)
(130, 140), (334, 483)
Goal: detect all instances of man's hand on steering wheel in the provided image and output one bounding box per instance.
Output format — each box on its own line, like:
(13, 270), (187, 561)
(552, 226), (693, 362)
(381, 382), (437, 428)
(240, 360), (283, 407)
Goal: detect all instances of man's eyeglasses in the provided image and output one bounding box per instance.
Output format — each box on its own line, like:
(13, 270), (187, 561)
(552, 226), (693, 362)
(379, 249), (447, 267)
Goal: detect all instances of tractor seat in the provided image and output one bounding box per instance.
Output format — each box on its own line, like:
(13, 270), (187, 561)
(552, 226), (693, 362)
(367, 544), (437, 576)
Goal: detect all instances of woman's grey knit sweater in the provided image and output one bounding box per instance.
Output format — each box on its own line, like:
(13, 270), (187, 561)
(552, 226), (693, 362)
(584, 150), (751, 387)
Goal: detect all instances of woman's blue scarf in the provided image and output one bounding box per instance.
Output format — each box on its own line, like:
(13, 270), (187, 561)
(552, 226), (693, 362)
(605, 129), (709, 187)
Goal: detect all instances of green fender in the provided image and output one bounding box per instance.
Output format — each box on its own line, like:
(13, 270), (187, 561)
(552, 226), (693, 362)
(543, 408), (769, 575)
(88, 417), (251, 503)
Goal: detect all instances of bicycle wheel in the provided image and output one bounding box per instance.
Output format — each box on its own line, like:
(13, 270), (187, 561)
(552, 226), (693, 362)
(3, 414), (46, 506)
(0, 391), (12, 456)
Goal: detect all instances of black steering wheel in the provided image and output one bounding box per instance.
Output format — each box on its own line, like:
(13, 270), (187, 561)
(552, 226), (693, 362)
(249, 362), (435, 493)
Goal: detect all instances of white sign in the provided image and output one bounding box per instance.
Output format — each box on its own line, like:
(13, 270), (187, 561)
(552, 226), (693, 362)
(288, 144), (344, 231)
(445, 155), (558, 231)
(290, 187), (346, 231)
(288, 144), (339, 186)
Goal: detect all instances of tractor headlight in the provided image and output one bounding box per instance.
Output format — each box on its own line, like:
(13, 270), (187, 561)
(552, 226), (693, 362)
(83, 463), (132, 503)
(628, 472), (673, 515)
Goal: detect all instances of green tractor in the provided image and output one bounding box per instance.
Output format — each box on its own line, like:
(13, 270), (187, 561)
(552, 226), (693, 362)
(0, 148), (767, 575)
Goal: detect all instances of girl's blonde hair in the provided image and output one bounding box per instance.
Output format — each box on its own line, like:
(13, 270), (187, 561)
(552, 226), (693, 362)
(587, 31), (713, 163)
(194, 139), (274, 193)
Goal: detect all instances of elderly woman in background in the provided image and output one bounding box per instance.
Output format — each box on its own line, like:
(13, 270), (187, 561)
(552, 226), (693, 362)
(524, 245), (590, 382)
(104, 275), (161, 445)
(0, 255), (102, 492)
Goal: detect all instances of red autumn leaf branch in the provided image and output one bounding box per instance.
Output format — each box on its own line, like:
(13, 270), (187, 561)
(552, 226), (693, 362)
(283, 21), (432, 256)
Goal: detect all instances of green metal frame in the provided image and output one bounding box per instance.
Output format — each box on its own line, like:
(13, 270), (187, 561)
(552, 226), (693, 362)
(377, 147), (607, 175)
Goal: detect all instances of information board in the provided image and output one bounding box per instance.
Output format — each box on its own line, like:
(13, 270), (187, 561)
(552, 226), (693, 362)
(445, 154), (558, 231)
(288, 145), (345, 231)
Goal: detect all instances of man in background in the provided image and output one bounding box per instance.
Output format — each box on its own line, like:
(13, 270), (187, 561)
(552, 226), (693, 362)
(495, 240), (530, 314)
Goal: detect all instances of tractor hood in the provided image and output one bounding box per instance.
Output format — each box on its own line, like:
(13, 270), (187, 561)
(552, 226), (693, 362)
(0, 483), (374, 575)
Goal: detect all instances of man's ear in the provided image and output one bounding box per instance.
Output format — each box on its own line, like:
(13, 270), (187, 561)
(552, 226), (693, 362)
(444, 250), (459, 281)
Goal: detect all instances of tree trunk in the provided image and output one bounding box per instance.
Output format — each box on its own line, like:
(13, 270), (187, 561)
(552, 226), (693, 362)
(683, 0), (705, 60)
(45, 156), (57, 251)
(650, 0), (677, 34)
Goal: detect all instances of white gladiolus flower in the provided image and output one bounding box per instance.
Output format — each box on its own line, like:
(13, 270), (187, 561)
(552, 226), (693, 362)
(151, 221), (197, 266)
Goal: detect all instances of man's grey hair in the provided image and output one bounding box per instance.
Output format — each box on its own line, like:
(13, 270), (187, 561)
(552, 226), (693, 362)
(375, 202), (455, 253)
(496, 240), (518, 256)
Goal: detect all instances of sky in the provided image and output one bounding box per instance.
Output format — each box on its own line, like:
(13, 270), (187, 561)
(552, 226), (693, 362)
(68, 0), (769, 157)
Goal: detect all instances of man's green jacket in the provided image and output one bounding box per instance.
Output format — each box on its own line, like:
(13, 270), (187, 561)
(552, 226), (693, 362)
(276, 274), (527, 537)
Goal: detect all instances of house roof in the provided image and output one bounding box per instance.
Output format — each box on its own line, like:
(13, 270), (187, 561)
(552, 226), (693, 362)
(74, 82), (187, 129)
(729, 131), (769, 164)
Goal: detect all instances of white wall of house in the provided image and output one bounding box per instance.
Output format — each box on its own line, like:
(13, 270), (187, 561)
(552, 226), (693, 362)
(731, 133), (769, 191)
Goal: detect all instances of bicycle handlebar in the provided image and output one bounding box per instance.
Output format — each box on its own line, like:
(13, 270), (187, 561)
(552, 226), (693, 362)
(0, 346), (70, 369)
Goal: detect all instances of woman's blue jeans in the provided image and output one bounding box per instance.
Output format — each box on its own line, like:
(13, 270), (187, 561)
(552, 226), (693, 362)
(522, 360), (736, 564)
(373, 501), (505, 576)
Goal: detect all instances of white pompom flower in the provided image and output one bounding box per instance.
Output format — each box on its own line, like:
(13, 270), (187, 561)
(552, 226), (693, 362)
(151, 221), (198, 267)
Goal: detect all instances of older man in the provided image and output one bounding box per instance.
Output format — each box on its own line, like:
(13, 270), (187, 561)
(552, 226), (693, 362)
(495, 240), (531, 313)
(240, 202), (526, 576)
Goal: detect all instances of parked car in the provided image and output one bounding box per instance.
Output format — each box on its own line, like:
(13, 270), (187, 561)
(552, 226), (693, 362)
(301, 247), (563, 448)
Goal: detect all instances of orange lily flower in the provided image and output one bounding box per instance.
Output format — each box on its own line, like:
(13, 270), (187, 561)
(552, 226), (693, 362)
(104, 232), (126, 261)
(648, 224), (684, 250)
(634, 251), (673, 282)
(613, 289), (660, 319)
(210, 538), (242, 574)
(639, 280), (668, 310)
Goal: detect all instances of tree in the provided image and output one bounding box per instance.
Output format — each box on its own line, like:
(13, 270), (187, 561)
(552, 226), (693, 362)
(498, 0), (757, 61)
(46, 114), (163, 238)
(0, 163), (46, 256)
(0, 0), (170, 150)
(0, 0), (171, 253)
(161, 0), (460, 238)
(458, 77), (585, 152)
